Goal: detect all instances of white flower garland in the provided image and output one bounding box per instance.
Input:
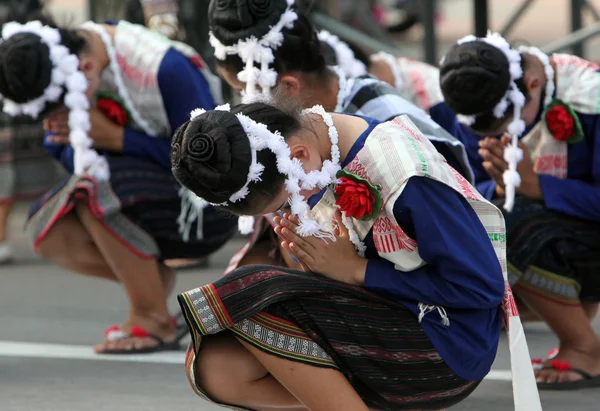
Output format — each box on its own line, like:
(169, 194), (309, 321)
(317, 30), (368, 78)
(371, 51), (404, 91)
(455, 32), (527, 212)
(80, 22), (158, 137)
(0, 21), (109, 181)
(209, 0), (298, 103)
(189, 104), (343, 238)
(334, 67), (353, 113)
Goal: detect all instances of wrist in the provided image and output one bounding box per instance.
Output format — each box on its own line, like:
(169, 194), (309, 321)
(521, 175), (544, 200)
(351, 257), (368, 286)
(107, 126), (125, 152)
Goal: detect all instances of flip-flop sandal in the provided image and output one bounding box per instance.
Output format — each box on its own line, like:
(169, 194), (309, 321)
(100, 325), (182, 355)
(105, 315), (187, 336)
(536, 360), (600, 390)
(532, 347), (560, 370)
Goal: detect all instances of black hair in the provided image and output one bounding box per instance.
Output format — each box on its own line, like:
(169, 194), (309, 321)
(439, 40), (528, 133)
(209, 0), (327, 77)
(171, 102), (301, 216)
(0, 24), (87, 108)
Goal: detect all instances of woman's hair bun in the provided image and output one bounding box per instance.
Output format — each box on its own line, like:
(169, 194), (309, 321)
(0, 32), (53, 103)
(209, 0), (289, 46)
(439, 41), (511, 115)
(171, 110), (252, 204)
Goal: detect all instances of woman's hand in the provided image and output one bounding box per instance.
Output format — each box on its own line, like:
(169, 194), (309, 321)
(44, 108), (125, 152)
(478, 137), (543, 200)
(274, 211), (367, 285)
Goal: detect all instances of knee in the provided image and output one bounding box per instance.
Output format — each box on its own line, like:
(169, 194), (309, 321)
(193, 335), (254, 404)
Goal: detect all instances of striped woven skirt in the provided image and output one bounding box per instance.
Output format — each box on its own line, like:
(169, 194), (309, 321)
(501, 197), (600, 304)
(26, 155), (237, 260)
(179, 265), (479, 411)
(0, 114), (65, 202)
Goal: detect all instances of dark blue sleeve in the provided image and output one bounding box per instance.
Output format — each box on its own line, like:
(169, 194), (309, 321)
(537, 112), (600, 221)
(364, 177), (505, 309)
(428, 101), (459, 136)
(44, 132), (74, 172)
(476, 179), (497, 201)
(158, 48), (217, 131)
(121, 48), (217, 170)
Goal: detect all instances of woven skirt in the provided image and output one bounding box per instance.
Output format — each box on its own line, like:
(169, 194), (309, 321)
(500, 197), (600, 304)
(0, 114), (65, 202)
(25, 155), (237, 260)
(179, 265), (479, 411)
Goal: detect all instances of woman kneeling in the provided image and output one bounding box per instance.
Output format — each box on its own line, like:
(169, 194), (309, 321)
(172, 103), (510, 410)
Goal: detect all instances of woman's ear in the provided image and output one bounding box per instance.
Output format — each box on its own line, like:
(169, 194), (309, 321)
(278, 74), (301, 97)
(289, 141), (310, 163)
(79, 55), (95, 76)
(524, 72), (541, 95)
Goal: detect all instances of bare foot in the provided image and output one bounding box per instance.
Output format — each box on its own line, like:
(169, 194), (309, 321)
(535, 341), (600, 384)
(94, 312), (177, 353)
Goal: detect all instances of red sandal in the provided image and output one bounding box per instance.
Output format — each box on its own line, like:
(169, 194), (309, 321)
(537, 359), (600, 390)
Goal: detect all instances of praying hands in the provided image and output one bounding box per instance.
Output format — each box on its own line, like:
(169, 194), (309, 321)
(274, 211), (367, 286)
(44, 108), (125, 152)
(478, 136), (544, 200)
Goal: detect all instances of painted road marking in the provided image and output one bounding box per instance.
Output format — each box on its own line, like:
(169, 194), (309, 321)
(0, 340), (513, 381)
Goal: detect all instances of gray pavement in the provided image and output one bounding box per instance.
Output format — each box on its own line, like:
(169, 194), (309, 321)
(3, 2), (600, 409)
(1, 202), (599, 410)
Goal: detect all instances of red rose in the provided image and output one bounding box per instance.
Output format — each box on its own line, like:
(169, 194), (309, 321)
(546, 105), (574, 142)
(334, 177), (376, 220)
(97, 98), (129, 127)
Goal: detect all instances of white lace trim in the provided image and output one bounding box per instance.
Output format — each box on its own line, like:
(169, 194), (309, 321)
(81, 22), (158, 137)
(209, 0), (298, 103)
(317, 30), (368, 78)
(0, 21), (109, 181)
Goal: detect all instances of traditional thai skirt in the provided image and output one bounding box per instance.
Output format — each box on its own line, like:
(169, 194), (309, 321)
(26, 155), (237, 260)
(501, 197), (600, 304)
(179, 265), (479, 411)
(0, 114), (65, 203)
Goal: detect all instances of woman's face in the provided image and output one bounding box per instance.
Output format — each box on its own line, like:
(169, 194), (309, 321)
(256, 134), (325, 215)
(79, 58), (102, 100)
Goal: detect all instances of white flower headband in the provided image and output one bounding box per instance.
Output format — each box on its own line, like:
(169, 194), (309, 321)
(317, 30), (368, 78)
(455, 32), (526, 212)
(190, 104), (341, 239)
(208, 0), (298, 103)
(0, 21), (109, 181)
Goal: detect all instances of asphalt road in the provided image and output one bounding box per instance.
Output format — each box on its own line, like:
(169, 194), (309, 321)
(1, 202), (599, 411)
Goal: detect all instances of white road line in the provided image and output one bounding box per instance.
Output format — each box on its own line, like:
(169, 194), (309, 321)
(0, 340), (513, 381)
(0, 341), (185, 364)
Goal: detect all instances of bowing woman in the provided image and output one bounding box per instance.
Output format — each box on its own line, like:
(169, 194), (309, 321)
(170, 102), (539, 410)
(438, 32), (600, 390)
(0, 20), (237, 354)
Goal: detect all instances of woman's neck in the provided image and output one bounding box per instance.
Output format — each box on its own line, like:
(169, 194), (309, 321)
(310, 113), (368, 166)
(301, 68), (339, 112)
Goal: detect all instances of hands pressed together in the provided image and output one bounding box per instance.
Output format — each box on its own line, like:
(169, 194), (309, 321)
(478, 136), (544, 200)
(273, 210), (367, 286)
(44, 108), (125, 152)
